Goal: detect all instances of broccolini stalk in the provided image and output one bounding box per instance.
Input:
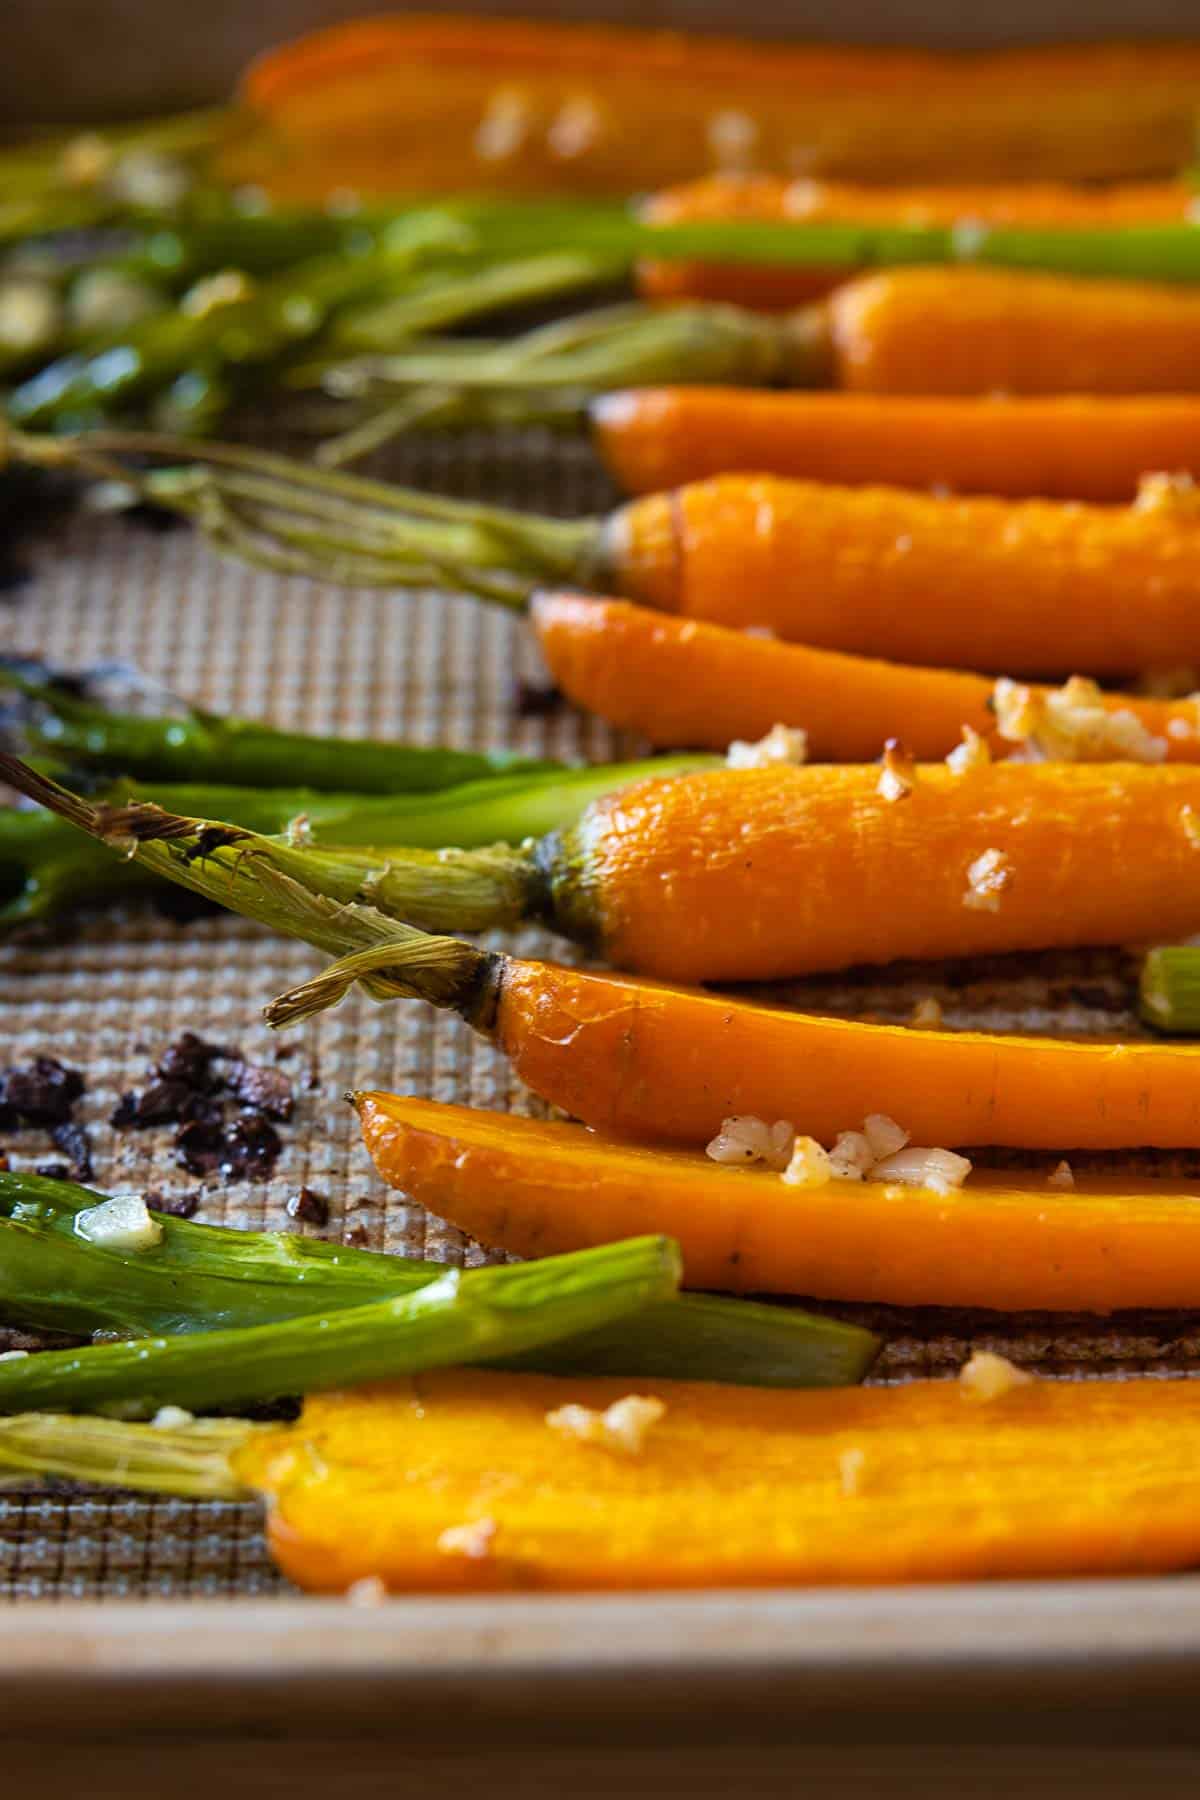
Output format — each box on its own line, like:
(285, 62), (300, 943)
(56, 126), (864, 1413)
(0, 1171), (880, 1388)
(0, 1235), (681, 1416)
(7, 212), (471, 430)
(1140, 947), (1200, 1033)
(0, 655), (554, 790)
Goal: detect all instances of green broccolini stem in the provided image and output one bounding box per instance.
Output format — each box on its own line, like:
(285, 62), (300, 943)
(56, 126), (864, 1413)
(0, 1171), (880, 1388)
(0, 1236), (681, 1416)
(1140, 947), (1200, 1033)
(0, 656), (555, 790)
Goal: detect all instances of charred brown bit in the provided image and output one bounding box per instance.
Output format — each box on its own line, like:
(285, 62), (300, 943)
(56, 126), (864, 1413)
(286, 1186), (330, 1227)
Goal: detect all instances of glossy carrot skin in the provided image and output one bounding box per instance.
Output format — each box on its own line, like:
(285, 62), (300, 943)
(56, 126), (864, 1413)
(238, 1368), (1200, 1592)
(231, 18), (1200, 199)
(639, 173), (1194, 309)
(551, 761), (1200, 983)
(606, 473), (1200, 678)
(358, 1093), (1200, 1312)
(531, 594), (1200, 760)
(478, 958), (1200, 1151)
(593, 388), (1200, 502)
(827, 267), (1200, 395)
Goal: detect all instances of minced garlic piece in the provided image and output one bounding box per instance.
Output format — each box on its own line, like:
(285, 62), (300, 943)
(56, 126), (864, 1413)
(908, 996), (944, 1030)
(958, 1351), (1034, 1401)
(345, 1575), (388, 1606)
(838, 1448), (865, 1497)
(151, 1405), (195, 1431)
(437, 1517), (498, 1560)
(993, 674), (1167, 764)
(946, 724), (992, 775)
(474, 87), (533, 161)
(75, 1193), (163, 1253)
(963, 848), (1013, 913)
(725, 723), (808, 769)
(1047, 1160), (1075, 1190)
(828, 1130), (874, 1182)
(869, 1146), (973, 1194)
(1182, 806), (1200, 849)
(1133, 470), (1200, 516)
(863, 1113), (909, 1161)
(548, 95), (603, 161)
(781, 1135), (832, 1187)
(707, 108), (760, 172)
(705, 1115), (794, 1170)
(546, 1395), (666, 1457)
(180, 269), (255, 320)
(877, 739), (915, 802)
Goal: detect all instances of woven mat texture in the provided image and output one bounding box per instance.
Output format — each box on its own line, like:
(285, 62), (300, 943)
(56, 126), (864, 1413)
(1, 427), (1197, 1601)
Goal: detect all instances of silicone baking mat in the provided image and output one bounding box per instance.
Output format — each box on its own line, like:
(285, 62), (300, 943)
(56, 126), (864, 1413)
(2, 426), (1197, 1600)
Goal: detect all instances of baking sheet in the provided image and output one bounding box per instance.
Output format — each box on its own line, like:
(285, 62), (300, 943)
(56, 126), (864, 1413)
(4, 424), (1200, 1602)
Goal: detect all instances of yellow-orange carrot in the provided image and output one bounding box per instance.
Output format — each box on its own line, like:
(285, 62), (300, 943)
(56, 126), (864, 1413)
(235, 1368), (1200, 1591)
(823, 266), (1200, 395)
(532, 594), (1200, 759)
(639, 172), (1195, 309)
(357, 1093), (1200, 1313)
(593, 388), (1200, 502)
(602, 473), (1200, 678)
(228, 18), (1200, 200)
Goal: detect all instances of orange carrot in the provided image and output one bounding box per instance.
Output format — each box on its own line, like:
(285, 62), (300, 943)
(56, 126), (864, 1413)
(592, 388), (1200, 503)
(823, 266), (1200, 395)
(15, 757), (1200, 1156)
(234, 1368), (1200, 1591)
(532, 594), (1200, 757)
(357, 1093), (1200, 1312)
(228, 18), (1200, 200)
(538, 759), (1200, 983)
(639, 172), (1195, 309)
(602, 473), (1200, 678)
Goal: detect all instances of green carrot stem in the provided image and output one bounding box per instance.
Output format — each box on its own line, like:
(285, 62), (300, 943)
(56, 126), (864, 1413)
(0, 755), (712, 930)
(307, 300), (788, 465)
(0, 1172), (879, 1389)
(0, 1413), (256, 1499)
(1139, 947), (1200, 1033)
(4, 426), (602, 601)
(0, 1235), (681, 1416)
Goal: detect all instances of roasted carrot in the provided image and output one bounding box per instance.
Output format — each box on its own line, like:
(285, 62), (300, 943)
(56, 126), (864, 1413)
(16, 1371), (1200, 1590)
(23, 430), (1200, 682)
(229, 17), (1200, 201)
(592, 389), (1200, 503)
(533, 594), (1200, 756)
(11, 757), (1200, 1154)
(639, 172), (1196, 309)
(821, 266), (1200, 395)
(357, 1093), (1200, 1313)
(602, 473), (1200, 678)
(33, 749), (1200, 983)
